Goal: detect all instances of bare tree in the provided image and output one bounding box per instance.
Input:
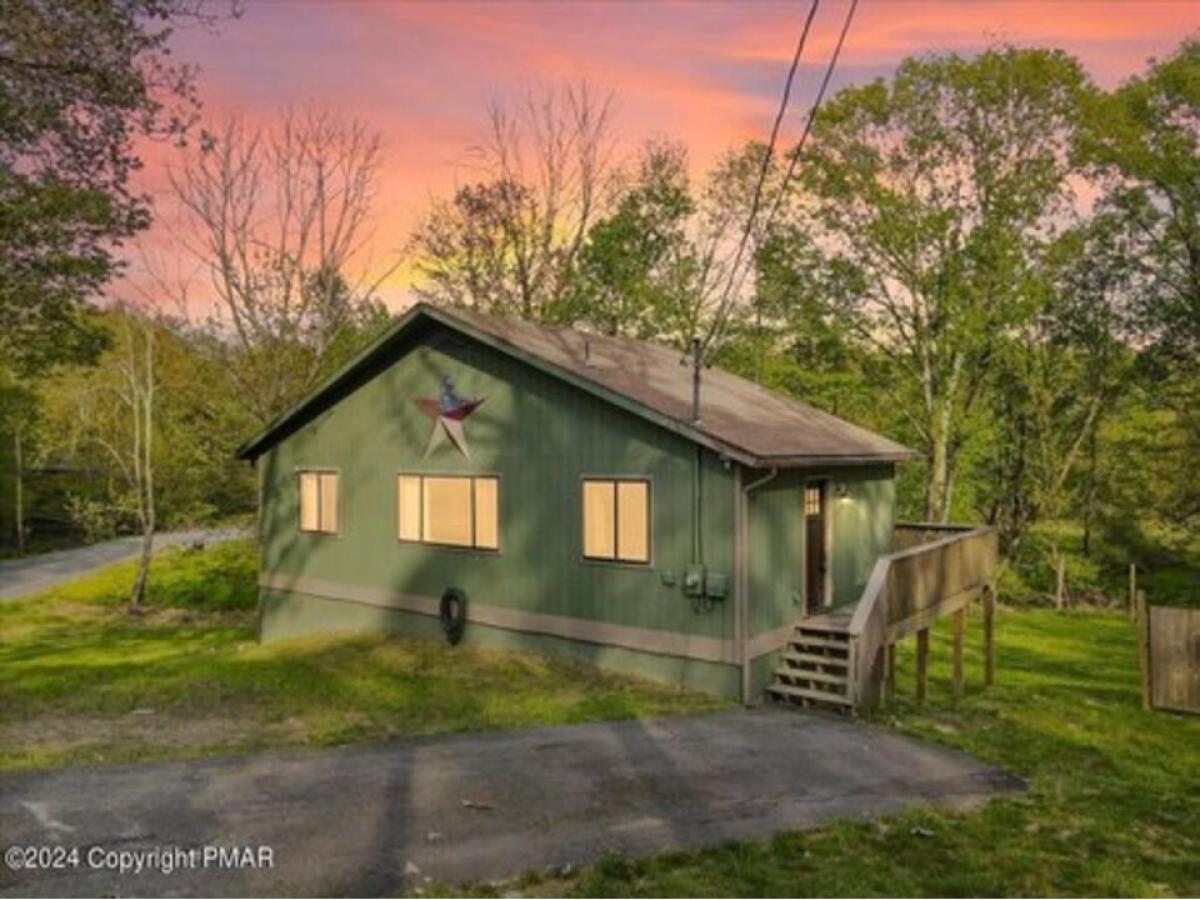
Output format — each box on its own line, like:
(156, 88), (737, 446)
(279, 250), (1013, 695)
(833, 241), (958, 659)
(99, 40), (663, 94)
(411, 81), (621, 321)
(122, 316), (156, 612)
(169, 108), (395, 424)
(66, 309), (158, 611)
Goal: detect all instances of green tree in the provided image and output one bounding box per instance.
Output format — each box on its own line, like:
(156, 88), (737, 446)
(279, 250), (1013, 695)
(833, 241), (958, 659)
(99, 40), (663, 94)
(565, 141), (696, 339)
(978, 221), (1133, 570)
(798, 47), (1093, 521)
(0, 0), (220, 372)
(38, 308), (257, 541)
(1080, 37), (1200, 529)
(0, 370), (39, 550)
(1081, 37), (1199, 358)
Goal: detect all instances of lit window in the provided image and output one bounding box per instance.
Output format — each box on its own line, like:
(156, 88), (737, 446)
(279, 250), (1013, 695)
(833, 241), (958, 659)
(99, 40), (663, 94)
(299, 470), (339, 534)
(805, 485), (822, 517)
(397, 474), (499, 550)
(473, 477), (499, 550)
(583, 481), (616, 559)
(583, 478), (650, 564)
(424, 477), (472, 546)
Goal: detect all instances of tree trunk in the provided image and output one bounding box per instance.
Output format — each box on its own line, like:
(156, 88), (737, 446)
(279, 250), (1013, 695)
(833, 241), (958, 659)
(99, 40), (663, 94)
(925, 431), (952, 522)
(129, 525), (154, 613)
(13, 427), (24, 555)
(1052, 546), (1066, 611)
(128, 327), (155, 613)
(1082, 417), (1099, 557)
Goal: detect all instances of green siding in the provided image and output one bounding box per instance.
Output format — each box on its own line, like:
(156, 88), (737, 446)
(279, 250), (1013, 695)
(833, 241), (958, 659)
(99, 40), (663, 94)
(747, 466), (895, 638)
(747, 474), (804, 636)
(259, 324), (740, 694)
(255, 322), (897, 701)
(749, 648), (784, 700)
(261, 588), (739, 698)
(831, 467), (896, 605)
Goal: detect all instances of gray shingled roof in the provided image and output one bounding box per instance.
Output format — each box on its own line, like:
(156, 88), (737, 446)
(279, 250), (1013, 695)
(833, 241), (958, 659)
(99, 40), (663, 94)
(238, 303), (919, 466)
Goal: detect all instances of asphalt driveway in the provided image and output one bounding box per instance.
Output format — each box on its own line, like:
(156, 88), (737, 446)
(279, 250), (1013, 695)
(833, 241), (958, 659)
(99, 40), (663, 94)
(0, 709), (1022, 897)
(0, 529), (247, 601)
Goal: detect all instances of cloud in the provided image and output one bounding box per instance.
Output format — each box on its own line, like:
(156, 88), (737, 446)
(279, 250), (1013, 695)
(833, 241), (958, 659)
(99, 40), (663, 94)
(121, 0), (1195, 312)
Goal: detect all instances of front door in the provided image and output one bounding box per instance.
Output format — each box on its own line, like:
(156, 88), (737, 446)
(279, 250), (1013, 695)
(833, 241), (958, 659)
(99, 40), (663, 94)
(804, 483), (827, 613)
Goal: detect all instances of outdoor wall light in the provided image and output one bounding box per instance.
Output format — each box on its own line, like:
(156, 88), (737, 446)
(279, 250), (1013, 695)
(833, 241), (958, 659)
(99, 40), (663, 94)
(834, 482), (850, 500)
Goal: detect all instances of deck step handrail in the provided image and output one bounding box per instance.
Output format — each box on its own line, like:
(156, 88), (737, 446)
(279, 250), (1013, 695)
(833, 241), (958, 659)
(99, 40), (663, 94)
(844, 523), (998, 708)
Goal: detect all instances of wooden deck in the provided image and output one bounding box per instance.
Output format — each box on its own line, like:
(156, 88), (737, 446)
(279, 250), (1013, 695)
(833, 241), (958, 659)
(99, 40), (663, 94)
(768, 522), (998, 713)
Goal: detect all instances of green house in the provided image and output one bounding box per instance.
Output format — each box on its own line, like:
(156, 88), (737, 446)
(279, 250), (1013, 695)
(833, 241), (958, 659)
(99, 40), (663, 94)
(238, 303), (919, 703)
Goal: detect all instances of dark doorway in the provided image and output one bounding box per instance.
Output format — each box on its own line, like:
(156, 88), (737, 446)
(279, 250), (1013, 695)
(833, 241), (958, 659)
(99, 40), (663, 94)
(804, 483), (827, 613)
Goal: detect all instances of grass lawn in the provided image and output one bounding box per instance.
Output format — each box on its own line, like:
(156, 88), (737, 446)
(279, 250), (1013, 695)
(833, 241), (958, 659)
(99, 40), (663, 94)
(486, 607), (1200, 898)
(0, 540), (724, 772)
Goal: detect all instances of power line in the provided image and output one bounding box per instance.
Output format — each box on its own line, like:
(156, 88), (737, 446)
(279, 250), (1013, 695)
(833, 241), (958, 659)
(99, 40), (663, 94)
(704, 0), (860, 356)
(698, 0), (821, 356)
(762, 0), (860, 235)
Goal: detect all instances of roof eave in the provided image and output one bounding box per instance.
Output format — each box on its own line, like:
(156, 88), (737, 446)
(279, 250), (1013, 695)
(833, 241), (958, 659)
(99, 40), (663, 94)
(235, 304), (429, 461)
(235, 303), (921, 469)
(234, 304), (761, 465)
(746, 451), (922, 468)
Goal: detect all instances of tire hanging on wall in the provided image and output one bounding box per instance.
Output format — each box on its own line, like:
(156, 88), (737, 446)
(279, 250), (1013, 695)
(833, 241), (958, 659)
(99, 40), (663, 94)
(440, 587), (468, 645)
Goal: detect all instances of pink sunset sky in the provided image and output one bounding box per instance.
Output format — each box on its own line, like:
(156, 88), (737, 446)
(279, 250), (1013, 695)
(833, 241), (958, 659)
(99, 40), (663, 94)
(138, 0), (1199, 309)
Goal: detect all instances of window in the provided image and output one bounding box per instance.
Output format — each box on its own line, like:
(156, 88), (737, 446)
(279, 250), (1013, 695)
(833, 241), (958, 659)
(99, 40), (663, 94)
(397, 474), (499, 550)
(298, 470), (339, 534)
(805, 484), (822, 517)
(582, 478), (650, 564)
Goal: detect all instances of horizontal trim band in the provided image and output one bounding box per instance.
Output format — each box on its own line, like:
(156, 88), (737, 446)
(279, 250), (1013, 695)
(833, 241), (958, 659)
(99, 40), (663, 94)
(260, 573), (777, 666)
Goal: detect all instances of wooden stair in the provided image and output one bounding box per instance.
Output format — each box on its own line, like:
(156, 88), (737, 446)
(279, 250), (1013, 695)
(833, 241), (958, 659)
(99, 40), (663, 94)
(766, 525), (999, 715)
(766, 611), (853, 713)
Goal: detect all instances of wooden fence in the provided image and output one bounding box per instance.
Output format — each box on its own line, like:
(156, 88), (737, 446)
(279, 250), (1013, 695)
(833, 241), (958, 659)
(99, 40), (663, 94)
(1141, 604), (1200, 715)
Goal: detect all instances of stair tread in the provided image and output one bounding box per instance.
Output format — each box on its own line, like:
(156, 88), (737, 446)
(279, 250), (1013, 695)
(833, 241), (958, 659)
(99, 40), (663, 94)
(767, 683), (853, 706)
(797, 608), (855, 629)
(782, 651), (849, 668)
(796, 625), (850, 638)
(788, 635), (849, 651)
(775, 666), (848, 686)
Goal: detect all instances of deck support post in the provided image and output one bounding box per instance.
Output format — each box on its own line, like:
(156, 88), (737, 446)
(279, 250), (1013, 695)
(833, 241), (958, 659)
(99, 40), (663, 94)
(915, 628), (929, 702)
(983, 584), (995, 688)
(952, 607), (965, 700)
(885, 642), (896, 702)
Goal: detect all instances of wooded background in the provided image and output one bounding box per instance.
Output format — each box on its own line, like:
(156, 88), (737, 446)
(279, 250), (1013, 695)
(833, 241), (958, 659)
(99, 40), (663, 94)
(1, 1), (1196, 609)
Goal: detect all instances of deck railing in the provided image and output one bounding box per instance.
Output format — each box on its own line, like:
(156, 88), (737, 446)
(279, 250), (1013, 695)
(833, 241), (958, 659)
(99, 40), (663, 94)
(845, 522), (998, 708)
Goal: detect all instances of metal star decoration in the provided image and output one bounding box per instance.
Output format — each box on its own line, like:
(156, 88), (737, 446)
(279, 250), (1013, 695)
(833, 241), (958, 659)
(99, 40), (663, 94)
(415, 375), (484, 458)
